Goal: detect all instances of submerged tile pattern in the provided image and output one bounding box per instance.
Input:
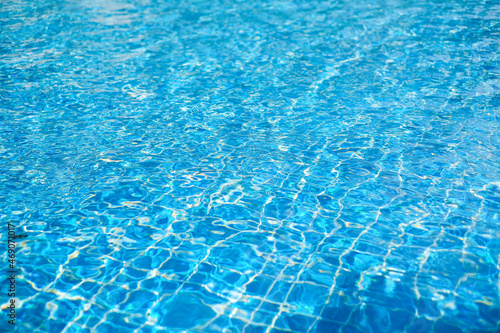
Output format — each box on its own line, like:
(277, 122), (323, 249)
(1, 0), (500, 332)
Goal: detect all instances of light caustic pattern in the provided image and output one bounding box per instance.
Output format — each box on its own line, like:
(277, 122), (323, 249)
(1, 0), (500, 332)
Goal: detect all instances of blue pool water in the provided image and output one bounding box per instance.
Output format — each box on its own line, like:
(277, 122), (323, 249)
(1, 0), (500, 332)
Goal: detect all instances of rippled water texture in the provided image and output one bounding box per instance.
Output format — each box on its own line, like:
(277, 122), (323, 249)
(1, 0), (500, 332)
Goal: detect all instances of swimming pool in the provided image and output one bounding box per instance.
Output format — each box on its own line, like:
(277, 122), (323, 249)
(1, 0), (499, 331)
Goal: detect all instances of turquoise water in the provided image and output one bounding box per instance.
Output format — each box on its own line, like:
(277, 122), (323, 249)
(1, 0), (500, 332)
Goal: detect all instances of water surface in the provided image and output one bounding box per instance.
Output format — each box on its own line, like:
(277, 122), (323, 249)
(1, 0), (499, 332)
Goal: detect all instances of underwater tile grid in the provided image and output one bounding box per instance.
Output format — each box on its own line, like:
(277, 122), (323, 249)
(1, 0), (500, 332)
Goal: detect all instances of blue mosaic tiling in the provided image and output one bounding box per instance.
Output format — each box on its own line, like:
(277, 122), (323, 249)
(1, 0), (500, 332)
